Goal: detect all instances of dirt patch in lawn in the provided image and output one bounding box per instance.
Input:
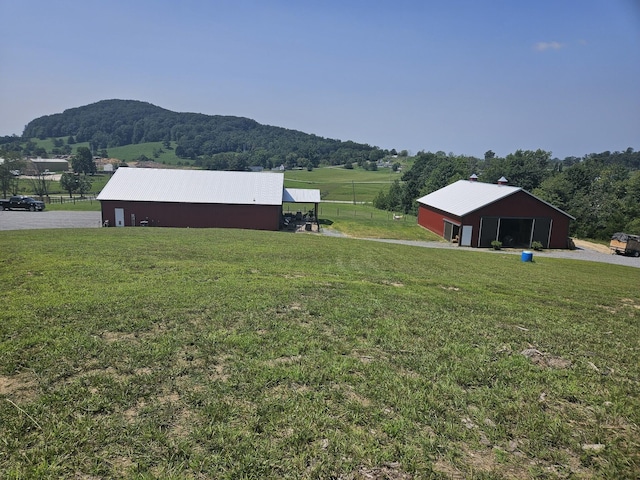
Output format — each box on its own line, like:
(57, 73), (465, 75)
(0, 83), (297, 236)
(0, 372), (39, 403)
(521, 348), (572, 369)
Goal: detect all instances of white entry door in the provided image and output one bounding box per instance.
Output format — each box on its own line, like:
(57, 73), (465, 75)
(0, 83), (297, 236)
(460, 225), (473, 246)
(115, 208), (125, 227)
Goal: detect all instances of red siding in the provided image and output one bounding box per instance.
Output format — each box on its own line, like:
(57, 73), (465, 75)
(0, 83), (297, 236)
(417, 206), (462, 237)
(418, 190), (572, 248)
(100, 201), (281, 230)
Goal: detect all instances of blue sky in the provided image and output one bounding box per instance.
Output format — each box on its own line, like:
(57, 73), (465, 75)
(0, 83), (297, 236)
(1, 0), (639, 159)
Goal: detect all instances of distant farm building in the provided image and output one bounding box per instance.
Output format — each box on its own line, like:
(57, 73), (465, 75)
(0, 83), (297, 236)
(416, 177), (574, 249)
(27, 158), (70, 174)
(97, 168), (320, 230)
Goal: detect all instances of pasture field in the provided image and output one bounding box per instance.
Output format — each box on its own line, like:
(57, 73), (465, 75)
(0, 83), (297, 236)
(1, 228), (638, 478)
(107, 142), (186, 165)
(285, 166), (402, 203)
(30, 138), (186, 165)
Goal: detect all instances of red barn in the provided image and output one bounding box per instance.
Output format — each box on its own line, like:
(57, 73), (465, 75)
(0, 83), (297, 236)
(97, 168), (319, 230)
(416, 177), (574, 249)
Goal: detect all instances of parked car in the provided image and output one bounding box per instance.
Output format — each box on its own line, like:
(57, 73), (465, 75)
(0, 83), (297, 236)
(610, 232), (640, 257)
(0, 195), (46, 211)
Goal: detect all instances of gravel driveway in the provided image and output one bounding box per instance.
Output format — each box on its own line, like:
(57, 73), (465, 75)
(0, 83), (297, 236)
(323, 229), (640, 269)
(364, 237), (640, 269)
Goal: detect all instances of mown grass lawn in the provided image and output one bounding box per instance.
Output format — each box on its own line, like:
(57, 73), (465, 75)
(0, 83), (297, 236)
(1, 228), (639, 479)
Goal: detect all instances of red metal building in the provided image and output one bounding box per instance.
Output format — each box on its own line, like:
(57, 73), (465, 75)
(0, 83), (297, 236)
(416, 177), (574, 249)
(97, 168), (319, 230)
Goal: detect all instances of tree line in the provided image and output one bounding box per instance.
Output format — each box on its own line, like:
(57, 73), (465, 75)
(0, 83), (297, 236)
(374, 148), (640, 240)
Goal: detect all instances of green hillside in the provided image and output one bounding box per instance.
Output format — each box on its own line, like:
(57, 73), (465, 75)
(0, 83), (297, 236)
(1, 228), (638, 478)
(106, 142), (185, 165)
(21, 99), (388, 167)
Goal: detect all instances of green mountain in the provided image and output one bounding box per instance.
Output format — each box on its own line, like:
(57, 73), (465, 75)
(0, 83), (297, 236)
(22, 99), (386, 167)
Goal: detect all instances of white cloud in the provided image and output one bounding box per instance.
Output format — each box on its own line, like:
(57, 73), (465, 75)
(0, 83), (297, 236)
(534, 41), (565, 52)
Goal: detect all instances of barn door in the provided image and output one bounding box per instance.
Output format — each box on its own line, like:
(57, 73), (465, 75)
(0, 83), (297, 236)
(460, 225), (473, 246)
(443, 221), (453, 241)
(479, 217), (499, 247)
(531, 218), (552, 248)
(115, 208), (125, 227)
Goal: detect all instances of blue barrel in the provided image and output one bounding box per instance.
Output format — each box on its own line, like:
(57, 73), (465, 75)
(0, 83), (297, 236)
(521, 251), (533, 262)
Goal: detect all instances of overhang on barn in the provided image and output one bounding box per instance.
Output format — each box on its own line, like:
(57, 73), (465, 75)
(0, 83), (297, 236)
(97, 168), (320, 230)
(416, 178), (574, 249)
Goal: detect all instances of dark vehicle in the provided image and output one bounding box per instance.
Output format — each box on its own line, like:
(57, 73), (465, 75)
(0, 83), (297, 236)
(610, 232), (640, 257)
(0, 195), (46, 211)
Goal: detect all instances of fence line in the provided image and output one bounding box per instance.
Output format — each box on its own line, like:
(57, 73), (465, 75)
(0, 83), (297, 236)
(319, 206), (416, 223)
(46, 195), (97, 205)
(283, 203), (415, 223)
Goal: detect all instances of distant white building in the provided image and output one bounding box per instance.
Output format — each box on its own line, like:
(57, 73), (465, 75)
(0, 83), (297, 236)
(28, 158), (69, 174)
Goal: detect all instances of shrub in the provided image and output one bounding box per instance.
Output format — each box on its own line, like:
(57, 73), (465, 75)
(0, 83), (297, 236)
(531, 241), (543, 251)
(491, 240), (502, 250)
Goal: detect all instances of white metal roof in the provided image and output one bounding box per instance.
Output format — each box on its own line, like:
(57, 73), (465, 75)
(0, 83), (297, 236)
(416, 179), (523, 216)
(30, 158), (69, 164)
(416, 179), (574, 219)
(97, 168), (285, 205)
(282, 188), (321, 203)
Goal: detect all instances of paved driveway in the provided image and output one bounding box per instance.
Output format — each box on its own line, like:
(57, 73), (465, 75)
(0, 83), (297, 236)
(0, 210), (102, 230)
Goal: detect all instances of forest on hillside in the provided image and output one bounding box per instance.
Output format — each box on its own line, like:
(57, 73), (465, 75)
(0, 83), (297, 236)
(374, 148), (640, 240)
(18, 99), (386, 168)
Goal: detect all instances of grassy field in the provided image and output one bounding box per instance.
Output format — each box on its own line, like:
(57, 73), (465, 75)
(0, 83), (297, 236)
(107, 142), (188, 165)
(31, 138), (188, 165)
(1, 228), (638, 478)
(13, 175), (109, 198)
(285, 166), (402, 203)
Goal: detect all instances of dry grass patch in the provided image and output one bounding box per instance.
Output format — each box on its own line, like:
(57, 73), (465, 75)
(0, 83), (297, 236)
(621, 298), (640, 310)
(101, 331), (140, 344)
(343, 385), (373, 408)
(0, 372), (39, 403)
(123, 399), (146, 422)
(350, 462), (413, 479)
(265, 354), (303, 366)
(521, 347), (572, 369)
